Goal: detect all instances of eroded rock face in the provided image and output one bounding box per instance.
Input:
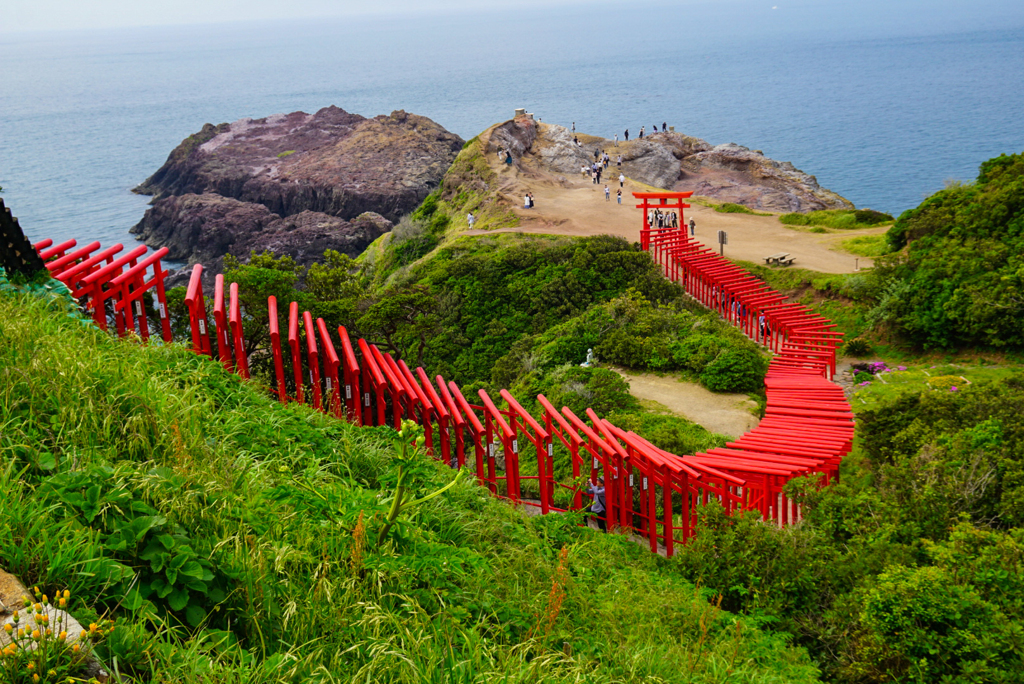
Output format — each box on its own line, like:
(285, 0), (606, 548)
(681, 143), (853, 212)
(132, 106), (460, 269)
(524, 124), (851, 212)
(131, 193), (392, 283)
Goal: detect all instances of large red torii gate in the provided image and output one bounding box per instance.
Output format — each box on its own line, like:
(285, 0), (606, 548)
(634, 191), (692, 250)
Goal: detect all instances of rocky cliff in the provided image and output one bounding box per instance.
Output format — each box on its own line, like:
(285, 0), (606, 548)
(132, 106), (462, 269)
(131, 193), (393, 283)
(513, 122), (851, 212)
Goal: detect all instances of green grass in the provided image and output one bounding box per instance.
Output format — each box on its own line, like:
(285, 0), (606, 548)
(847, 362), (1020, 412)
(779, 209), (892, 230)
(714, 202), (773, 216)
(838, 234), (891, 257)
(0, 291), (821, 683)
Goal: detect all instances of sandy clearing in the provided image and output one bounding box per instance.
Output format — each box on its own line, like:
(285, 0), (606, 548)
(466, 124), (884, 274)
(611, 367), (759, 439)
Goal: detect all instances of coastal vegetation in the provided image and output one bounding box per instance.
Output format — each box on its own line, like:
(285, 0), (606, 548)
(9, 117), (1024, 682)
(871, 151), (1024, 349)
(779, 208), (893, 230)
(0, 292), (819, 683)
(713, 203), (773, 216)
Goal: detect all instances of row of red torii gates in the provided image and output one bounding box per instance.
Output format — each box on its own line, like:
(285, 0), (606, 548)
(31, 193), (852, 556)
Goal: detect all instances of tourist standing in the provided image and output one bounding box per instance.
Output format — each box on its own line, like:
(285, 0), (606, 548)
(639, 126), (645, 139)
(662, 121), (667, 132)
(604, 185), (610, 201)
(587, 478), (607, 532)
(616, 188), (622, 204)
(467, 212), (475, 227)
(614, 134), (619, 146)
(619, 173), (625, 188)
(689, 218), (696, 235)
(624, 128), (629, 141)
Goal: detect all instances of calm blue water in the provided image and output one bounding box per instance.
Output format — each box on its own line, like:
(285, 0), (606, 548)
(2, 3), (1023, 248)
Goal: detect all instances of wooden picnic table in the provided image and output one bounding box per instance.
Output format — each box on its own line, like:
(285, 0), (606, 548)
(764, 252), (790, 265)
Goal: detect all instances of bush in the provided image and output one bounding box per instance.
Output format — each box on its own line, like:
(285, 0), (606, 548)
(699, 346), (768, 393)
(843, 338), (873, 357)
(780, 209), (894, 230)
(714, 202), (768, 215)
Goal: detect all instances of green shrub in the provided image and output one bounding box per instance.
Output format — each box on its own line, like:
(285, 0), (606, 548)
(780, 209), (894, 230)
(714, 202), (770, 215)
(839, 234), (891, 257)
(873, 151), (1024, 349)
(699, 346), (768, 392)
(843, 338), (873, 357)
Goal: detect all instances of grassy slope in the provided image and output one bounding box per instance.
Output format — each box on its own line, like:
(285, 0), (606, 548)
(0, 291), (819, 683)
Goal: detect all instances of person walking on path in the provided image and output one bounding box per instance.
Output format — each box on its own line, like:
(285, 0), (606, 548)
(689, 217), (696, 236)
(467, 212), (475, 227)
(624, 128), (629, 141)
(616, 188), (622, 204)
(604, 185), (610, 201)
(587, 477), (607, 531)
(617, 155), (622, 167)
(618, 173), (625, 188)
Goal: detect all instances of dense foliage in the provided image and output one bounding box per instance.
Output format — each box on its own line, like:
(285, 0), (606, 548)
(0, 292), (819, 683)
(494, 288), (769, 396)
(872, 152), (1024, 349)
(673, 374), (1024, 683)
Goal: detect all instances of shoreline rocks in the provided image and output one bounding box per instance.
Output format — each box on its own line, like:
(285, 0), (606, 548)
(132, 106), (462, 271)
(515, 121), (852, 213)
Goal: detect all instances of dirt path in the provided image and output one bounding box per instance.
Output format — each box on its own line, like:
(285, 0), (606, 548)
(467, 124), (883, 274)
(611, 367), (759, 439)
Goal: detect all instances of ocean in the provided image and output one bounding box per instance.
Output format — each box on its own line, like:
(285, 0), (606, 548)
(2, 2), (1023, 249)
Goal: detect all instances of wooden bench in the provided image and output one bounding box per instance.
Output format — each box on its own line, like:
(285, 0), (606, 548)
(764, 252), (789, 266)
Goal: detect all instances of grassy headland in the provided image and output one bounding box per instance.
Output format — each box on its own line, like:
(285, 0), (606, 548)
(0, 290), (820, 683)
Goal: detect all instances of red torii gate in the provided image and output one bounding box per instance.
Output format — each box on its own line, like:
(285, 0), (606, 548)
(634, 191), (692, 250)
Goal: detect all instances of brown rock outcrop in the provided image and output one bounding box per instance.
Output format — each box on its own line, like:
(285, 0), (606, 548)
(510, 122), (851, 212)
(132, 106), (461, 269)
(131, 193), (392, 283)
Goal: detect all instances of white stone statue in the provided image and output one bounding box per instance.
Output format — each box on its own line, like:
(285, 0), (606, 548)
(580, 348), (595, 368)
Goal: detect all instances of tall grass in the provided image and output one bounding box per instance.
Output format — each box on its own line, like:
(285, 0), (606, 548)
(0, 292), (820, 683)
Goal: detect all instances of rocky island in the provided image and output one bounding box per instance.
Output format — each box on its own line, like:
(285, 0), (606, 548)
(132, 106), (463, 274)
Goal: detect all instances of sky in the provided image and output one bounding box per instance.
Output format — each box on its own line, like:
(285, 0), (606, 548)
(4, 0), (1023, 35)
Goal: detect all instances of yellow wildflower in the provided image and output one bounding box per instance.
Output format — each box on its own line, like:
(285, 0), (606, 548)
(58, 631), (67, 641)
(31, 630), (40, 640)
(3, 624), (11, 634)
(63, 590), (70, 599)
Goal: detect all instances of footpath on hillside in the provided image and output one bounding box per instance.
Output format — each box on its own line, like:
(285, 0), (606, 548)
(610, 367), (760, 439)
(466, 124), (880, 274)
